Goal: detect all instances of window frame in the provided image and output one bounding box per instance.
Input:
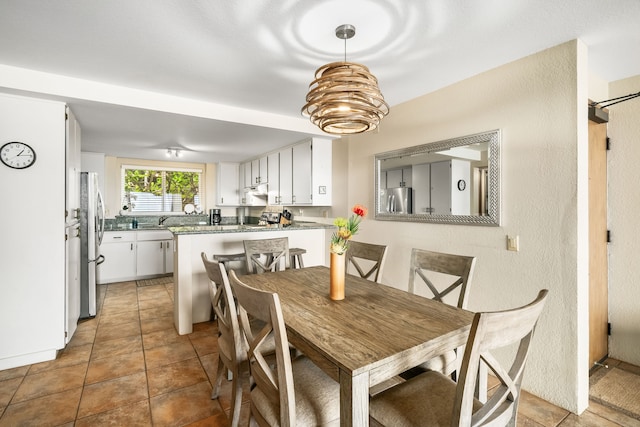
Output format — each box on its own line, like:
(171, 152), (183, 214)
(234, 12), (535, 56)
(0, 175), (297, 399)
(120, 164), (204, 215)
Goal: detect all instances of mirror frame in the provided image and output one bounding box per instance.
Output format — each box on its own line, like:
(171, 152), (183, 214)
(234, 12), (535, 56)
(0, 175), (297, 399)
(374, 129), (501, 226)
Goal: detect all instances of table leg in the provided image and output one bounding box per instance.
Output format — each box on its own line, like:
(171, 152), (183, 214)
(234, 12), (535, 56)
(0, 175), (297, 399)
(340, 370), (369, 426)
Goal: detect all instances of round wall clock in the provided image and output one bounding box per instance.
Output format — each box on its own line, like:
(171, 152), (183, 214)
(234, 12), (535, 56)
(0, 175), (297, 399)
(1, 142), (36, 169)
(457, 179), (466, 191)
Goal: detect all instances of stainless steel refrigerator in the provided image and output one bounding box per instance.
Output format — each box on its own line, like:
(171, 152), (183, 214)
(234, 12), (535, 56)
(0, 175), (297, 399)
(79, 172), (105, 318)
(381, 187), (413, 214)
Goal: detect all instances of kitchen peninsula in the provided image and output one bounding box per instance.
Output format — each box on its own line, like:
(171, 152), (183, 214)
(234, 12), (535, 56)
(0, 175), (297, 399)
(170, 222), (333, 334)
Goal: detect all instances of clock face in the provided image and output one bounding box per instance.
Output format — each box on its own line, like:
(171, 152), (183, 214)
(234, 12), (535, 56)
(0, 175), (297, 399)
(457, 179), (466, 191)
(1, 142), (36, 169)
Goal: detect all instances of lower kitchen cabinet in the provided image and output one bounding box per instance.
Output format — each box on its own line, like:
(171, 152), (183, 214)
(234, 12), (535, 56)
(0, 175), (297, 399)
(136, 230), (173, 277)
(97, 230), (173, 284)
(97, 232), (136, 284)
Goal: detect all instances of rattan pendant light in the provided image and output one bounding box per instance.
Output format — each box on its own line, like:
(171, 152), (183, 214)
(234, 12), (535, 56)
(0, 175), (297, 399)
(302, 24), (389, 135)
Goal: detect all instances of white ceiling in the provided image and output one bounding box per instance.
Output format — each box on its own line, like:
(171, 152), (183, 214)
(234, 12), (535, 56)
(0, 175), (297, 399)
(1, 0), (639, 163)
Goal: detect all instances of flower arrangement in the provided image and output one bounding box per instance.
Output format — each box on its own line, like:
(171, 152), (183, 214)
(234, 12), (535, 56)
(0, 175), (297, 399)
(330, 204), (368, 254)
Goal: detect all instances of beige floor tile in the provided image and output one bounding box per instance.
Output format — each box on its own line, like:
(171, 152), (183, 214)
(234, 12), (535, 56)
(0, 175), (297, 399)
(149, 381), (224, 427)
(0, 366), (28, 382)
(95, 319), (141, 342)
(190, 334), (218, 357)
(199, 353), (220, 385)
(558, 410), (621, 426)
(12, 364), (87, 403)
(137, 285), (171, 301)
(77, 371), (148, 419)
(144, 340), (198, 370)
(28, 343), (92, 374)
(518, 389), (571, 426)
(139, 305), (174, 320)
(91, 334), (143, 361)
(0, 377), (22, 407)
(143, 327), (190, 350)
(98, 308), (140, 326)
(147, 357), (209, 397)
(85, 349), (146, 385)
(138, 297), (173, 312)
(140, 315), (175, 334)
(0, 387), (82, 427)
(586, 400), (640, 427)
(75, 398), (152, 427)
(66, 325), (98, 348)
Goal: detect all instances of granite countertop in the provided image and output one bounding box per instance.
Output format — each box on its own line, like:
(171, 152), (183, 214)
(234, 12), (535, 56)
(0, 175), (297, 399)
(167, 221), (333, 235)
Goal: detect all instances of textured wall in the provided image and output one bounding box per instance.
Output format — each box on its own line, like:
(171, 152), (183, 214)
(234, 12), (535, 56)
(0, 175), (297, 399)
(344, 40), (590, 413)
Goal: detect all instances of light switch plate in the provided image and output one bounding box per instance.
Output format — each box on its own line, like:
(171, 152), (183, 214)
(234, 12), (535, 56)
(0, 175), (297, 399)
(507, 235), (519, 252)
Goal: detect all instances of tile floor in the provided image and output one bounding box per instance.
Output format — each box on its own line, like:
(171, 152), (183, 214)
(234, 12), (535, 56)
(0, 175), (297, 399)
(0, 279), (638, 426)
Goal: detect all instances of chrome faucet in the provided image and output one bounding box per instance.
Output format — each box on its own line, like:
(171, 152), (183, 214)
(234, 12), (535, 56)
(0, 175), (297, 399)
(159, 215), (170, 226)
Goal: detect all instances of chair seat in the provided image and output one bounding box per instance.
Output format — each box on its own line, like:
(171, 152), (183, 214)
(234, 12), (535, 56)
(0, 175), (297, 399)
(370, 371), (482, 427)
(250, 356), (341, 426)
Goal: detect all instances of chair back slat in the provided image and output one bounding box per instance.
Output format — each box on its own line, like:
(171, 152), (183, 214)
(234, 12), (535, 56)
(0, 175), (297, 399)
(454, 289), (549, 426)
(408, 248), (476, 309)
(345, 241), (388, 283)
(229, 270), (297, 426)
(244, 237), (291, 274)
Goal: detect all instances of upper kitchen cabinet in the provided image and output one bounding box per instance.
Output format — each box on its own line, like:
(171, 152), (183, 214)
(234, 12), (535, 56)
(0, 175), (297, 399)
(66, 107), (81, 223)
(251, 155), (268, 185)
(292, 137), (332, 206)
(216, 162), (240, 206)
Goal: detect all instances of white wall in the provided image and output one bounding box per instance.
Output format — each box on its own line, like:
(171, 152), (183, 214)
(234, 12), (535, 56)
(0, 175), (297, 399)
(608, 74), (640, 365)
(0, 93), (66, 369)
(342, 40), (590, 413)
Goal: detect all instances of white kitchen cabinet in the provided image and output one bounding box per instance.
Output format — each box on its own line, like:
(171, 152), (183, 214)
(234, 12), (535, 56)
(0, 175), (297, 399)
(65, 107), (81, 223)
(65, 222), (81, 344)
(216, 162), (240, 206)
(241, 161), (251, 189)
(278, 147), (293, 205)
(97, 232), (136, 284)
(267, 151), (280, 205)
(136, 230), (173, 277)
(385, 166), (412, 188)
(292, 140), (312, 204)
(251, 156), (268, 185)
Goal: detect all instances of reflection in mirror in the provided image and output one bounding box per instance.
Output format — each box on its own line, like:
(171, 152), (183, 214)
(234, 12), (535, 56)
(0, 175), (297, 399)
(374, 129), (500, 226)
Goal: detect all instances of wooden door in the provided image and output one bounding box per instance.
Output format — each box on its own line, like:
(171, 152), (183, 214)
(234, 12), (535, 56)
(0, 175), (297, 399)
(589, 118), (609, 369)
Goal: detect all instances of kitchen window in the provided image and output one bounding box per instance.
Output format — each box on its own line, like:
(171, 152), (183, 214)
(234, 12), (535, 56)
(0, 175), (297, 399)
(121, 165), (203, 213)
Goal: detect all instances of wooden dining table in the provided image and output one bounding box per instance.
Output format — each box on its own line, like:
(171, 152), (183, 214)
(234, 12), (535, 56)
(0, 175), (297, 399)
(238, 265), (475, 427)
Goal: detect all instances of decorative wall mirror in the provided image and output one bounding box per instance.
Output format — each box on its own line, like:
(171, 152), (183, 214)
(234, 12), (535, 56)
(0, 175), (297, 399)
(374, 129), (500, 226)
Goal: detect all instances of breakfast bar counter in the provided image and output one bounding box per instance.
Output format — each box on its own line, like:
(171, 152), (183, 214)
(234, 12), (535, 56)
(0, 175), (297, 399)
(169, 222), (332, 334)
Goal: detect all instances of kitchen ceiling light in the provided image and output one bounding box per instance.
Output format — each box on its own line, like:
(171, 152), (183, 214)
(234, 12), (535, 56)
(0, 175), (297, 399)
(301, 24), (389, 135)
(166, 148), (181, 158)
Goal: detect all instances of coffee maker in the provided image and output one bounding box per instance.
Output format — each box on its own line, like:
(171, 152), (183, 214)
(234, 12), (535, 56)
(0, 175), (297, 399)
(209, 209), (221, 225)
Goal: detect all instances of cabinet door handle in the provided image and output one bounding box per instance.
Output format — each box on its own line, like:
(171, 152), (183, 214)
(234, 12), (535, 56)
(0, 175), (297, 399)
(160, 242), (163, 249)
(131, 243), (134, 250)
(113, 236), (122, 239)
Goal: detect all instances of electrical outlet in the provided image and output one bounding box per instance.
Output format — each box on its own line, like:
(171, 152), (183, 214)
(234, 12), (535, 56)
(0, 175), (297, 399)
(507, 235), (519, 252)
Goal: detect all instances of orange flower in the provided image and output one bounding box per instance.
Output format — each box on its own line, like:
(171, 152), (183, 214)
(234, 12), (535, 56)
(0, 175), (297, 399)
(352, 204), (367, 217)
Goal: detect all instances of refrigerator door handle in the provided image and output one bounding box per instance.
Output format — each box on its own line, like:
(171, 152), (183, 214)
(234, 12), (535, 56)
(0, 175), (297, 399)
(97, 189), (105, 245)
(91, 254), (105, 265)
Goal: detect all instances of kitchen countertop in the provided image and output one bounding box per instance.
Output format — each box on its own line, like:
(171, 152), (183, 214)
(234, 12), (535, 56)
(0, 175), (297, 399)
(168, 221), (333, 235)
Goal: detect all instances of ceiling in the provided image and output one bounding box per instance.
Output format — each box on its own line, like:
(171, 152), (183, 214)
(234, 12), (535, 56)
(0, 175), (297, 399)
(1, 0), (639, 164)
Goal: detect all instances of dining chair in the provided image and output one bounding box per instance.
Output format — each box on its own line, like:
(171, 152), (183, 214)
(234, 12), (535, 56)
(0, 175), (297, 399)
(243, 237), (290, 274)
(213, 252), (247, 275)
(200, 252), (247, 427)
(404, 248), (477, 379)
(228, 270), (341, 426)
(370, 289), (549, 427)
(345, 240), (388, 283)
